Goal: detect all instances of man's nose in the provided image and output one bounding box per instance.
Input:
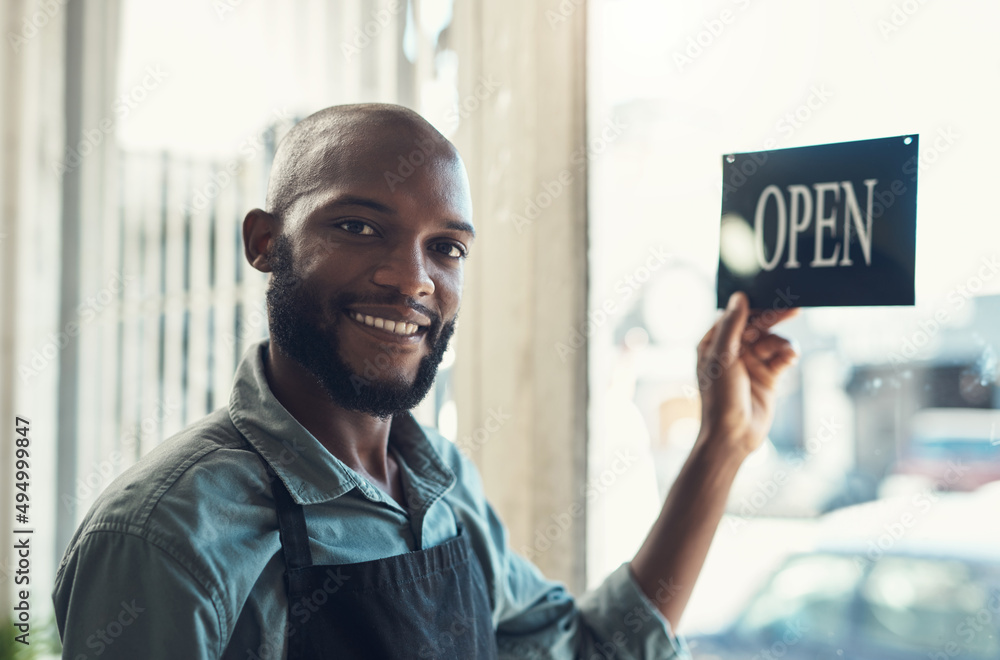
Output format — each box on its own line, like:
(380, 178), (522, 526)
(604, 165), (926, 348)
(371, 242), (435, 298)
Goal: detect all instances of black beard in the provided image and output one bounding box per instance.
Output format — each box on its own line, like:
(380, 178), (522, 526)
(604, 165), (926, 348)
(265, 234), (455, 420)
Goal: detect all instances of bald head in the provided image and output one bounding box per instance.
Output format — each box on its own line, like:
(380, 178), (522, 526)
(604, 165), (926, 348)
(265, 103), (462, 225)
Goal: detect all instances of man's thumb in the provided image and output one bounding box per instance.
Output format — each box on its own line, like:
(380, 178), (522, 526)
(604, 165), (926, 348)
(712, 291), (749, 357)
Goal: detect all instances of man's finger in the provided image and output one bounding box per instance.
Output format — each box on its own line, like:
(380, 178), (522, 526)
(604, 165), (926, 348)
(742, 345), (778, 389)
(744, 340), (795, 384)
(767, 345), (799, 371)
(747, 333), (795, 363)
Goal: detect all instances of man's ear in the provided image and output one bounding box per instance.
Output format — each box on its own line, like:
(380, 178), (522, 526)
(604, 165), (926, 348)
(243, 208), (278, 272)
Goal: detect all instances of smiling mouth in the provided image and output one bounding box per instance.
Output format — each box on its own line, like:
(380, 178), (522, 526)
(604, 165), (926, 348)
(348, 311), (427, 337)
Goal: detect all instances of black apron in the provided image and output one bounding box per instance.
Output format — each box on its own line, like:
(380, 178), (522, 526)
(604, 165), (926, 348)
(263, 458), (499, 659)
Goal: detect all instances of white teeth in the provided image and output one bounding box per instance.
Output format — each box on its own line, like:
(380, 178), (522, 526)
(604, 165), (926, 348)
(350, 312), (421, 336)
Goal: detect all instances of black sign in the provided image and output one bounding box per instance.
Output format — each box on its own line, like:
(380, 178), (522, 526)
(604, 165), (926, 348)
(717, 135), (918, 308)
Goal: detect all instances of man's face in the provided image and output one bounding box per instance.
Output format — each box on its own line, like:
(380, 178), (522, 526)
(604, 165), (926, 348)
(265, 128), (474, 419)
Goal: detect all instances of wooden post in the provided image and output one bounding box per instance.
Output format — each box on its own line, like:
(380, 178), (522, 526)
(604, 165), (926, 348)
(450, 0), (590, 594)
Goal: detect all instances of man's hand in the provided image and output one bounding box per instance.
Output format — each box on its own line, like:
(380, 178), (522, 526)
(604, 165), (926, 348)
(630, 290), (799, 632)
(695, 291), (799, 457)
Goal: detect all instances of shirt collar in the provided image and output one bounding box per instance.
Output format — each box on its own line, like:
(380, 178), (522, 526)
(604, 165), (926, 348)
(228, 338), (456, 506)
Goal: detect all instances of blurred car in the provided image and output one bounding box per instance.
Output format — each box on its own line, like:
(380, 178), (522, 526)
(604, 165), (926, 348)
(687, 546), (1000, 660)
(890, 408), (1000, 492)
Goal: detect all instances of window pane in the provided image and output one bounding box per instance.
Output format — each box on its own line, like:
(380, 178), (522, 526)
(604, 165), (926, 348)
(586, 0), (1000, 645)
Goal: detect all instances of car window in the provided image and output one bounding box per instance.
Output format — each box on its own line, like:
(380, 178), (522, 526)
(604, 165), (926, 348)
(738, 554), (861, 647)
(859, 557), (999, 657)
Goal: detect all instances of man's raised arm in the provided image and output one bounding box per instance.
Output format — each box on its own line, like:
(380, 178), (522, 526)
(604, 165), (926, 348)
(630, 291), (800, 631)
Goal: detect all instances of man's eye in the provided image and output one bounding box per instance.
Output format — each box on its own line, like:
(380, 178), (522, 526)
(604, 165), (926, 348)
(337, 220), (376, 236)
(433, 243), (467, 259)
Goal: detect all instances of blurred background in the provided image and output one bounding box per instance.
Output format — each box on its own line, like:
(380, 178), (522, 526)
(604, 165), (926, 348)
(1, 0), (999, 658)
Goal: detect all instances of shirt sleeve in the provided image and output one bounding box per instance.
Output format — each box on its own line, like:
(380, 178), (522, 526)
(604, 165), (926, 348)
(494, 549), (691, 659)
(53, 527), (226, 660)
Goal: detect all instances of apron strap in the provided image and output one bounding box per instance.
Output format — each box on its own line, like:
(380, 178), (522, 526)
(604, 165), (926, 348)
(261, 459), (314, 570)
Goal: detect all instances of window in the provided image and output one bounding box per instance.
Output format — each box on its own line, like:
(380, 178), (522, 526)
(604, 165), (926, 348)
(587, 0), (1000, 636)
(63, 0), (464, 539)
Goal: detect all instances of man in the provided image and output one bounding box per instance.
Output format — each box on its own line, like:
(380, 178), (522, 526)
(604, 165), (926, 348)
(53, 104), (798, 659)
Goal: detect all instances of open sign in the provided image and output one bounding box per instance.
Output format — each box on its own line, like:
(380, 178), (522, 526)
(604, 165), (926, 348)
(717, 135), (918, 308)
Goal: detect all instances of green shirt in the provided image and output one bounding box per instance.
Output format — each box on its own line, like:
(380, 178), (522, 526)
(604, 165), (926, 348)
(53, 339), (690, 659)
